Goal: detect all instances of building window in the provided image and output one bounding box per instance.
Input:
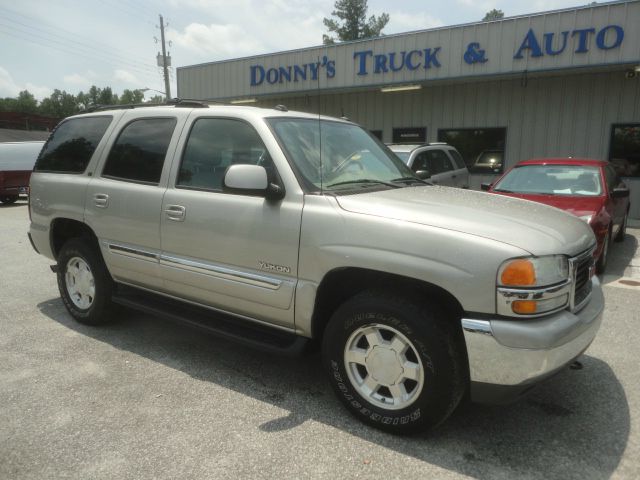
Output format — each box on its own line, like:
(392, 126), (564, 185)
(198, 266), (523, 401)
(438, 128), (506, 174)
(392, 127), (426, 144)
(102, 118), (176, 184)
(609, 124), (640, 177)
(369, 130), (383, 141)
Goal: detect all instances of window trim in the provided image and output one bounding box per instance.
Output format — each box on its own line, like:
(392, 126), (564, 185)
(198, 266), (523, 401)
(100, 116), (177, 185)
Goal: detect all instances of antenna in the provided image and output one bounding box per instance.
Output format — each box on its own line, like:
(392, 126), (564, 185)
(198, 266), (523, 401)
(317, 56), (323, 193)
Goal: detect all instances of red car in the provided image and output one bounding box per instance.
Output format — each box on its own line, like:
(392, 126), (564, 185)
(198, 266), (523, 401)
(482, 158), (631, 273)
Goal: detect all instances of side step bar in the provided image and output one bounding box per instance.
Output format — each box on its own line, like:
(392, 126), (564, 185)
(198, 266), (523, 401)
(112, 284), (309, 356)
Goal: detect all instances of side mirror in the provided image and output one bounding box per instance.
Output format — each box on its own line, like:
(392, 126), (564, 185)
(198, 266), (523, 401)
(611, 187), (630, 199)
(480, 182), (492, 191)
(415, 170), (431, 180)
(223, 164), (285, 200)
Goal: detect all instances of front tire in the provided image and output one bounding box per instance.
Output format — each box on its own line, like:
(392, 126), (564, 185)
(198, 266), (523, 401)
(596, 228), (611, 274)
(614, 210), (628, 242)
(322, 291), (466, 434)
(57, 239), (114, 325)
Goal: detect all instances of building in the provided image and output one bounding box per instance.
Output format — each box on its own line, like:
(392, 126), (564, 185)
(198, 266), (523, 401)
(177, 0), (640, 219)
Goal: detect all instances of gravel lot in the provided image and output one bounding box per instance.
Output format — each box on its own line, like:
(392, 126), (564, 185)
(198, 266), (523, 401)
(1, 199), (639, 480)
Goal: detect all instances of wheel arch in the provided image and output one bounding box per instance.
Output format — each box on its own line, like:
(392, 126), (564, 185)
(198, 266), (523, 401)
(311, 267), (465, 342)
(50, 218), (100, 260)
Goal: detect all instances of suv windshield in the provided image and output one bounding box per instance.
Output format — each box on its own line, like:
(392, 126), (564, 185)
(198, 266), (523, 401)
(268, 118), (417, 191)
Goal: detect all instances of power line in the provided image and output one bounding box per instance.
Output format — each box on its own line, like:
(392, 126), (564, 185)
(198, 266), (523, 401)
(0, 6), (157, 70)
(0, 26), (160, 85)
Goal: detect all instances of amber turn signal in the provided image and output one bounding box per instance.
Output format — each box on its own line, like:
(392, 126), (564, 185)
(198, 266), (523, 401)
(512, 300), (537, 314)
(500, 259), (536, 286)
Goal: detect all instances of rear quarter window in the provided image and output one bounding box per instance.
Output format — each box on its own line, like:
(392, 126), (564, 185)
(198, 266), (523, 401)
(35, 116), (113, 173)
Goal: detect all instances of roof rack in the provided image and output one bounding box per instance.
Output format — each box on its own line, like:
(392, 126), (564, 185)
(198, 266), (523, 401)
(80, 98), (211, 114)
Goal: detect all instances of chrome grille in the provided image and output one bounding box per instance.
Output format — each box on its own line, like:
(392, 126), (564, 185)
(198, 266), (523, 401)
(569, 247), (595, 312)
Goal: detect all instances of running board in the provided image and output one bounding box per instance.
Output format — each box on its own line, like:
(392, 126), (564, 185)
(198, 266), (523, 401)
(111, 284), (308, 356)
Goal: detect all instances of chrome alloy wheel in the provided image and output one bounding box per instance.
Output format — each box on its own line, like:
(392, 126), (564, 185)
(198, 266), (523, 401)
(65, 256), (96, 310)
(344, 323), (425, 410)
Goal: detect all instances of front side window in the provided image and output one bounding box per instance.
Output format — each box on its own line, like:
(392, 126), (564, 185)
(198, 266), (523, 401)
(268, 118), (415, 192)
(493, 165), (603, 197)
(102, 118), (176, 184)
(438, 128), (506, 174)
(177, 118), (272, 191)
(35, 116), (112, 173)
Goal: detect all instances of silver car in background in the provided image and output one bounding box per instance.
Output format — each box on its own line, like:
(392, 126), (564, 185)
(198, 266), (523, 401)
(387, 143), (469, 188)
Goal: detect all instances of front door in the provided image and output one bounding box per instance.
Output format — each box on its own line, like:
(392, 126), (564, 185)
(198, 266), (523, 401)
(159, 117), (303, 328)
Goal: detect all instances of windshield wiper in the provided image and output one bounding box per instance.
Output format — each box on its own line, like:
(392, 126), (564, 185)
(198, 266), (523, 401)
(325, 179), (401, 189)
(391, 176), (430, 186)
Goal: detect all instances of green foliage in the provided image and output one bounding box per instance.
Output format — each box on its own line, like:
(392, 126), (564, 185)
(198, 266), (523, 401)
(0, 86), (150, 118)
(482, 9), (504, 21)
(323, 0), (389, 44)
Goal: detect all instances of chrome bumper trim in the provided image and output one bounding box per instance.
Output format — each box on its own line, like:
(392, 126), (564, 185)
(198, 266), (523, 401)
(462, 276), (604, 388)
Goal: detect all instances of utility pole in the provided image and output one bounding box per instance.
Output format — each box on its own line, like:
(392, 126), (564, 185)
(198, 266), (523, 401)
(157, 14), (172, 100)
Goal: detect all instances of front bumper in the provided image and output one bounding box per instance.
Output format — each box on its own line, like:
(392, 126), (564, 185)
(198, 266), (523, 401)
(462, 276), (604, 404)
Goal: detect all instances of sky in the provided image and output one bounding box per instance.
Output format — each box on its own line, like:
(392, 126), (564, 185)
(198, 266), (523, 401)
(0, 0), (595, 101)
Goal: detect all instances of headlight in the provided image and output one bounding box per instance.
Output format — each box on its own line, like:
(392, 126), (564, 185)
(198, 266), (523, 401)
(498, 255), (569, 287)
(497, 255), (571, 316)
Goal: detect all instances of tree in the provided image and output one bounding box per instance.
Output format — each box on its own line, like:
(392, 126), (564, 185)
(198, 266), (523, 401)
(16, 90), (38, 114)
(146, 95), (165, 104)
(119, 89), (145, 105)
(39, 89), (78, 117)
(323, 0), (389, 45)
(482, 9), (504, 21)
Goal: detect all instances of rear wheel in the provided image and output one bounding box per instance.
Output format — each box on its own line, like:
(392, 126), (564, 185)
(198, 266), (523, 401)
(322, 291), (466, 434)
(57, 239), (114, 325)
(0, 195), (19, 204)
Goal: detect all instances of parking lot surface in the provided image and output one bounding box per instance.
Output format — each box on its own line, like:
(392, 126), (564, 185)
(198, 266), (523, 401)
(2, 199), (640, 479)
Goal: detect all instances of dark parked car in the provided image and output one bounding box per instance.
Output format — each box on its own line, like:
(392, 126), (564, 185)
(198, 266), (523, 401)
(482, 158), (631, 273)
(0, 141), (44, 204)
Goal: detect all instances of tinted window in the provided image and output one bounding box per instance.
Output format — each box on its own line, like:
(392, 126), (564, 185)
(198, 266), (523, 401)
(412, 150), (453, 175)
(438, 128), (506, 174)
(35, 116), (112, 173)
(604, 165), (618, 192)
(177, 118), (272, 191)
(102, 118), (176, 184)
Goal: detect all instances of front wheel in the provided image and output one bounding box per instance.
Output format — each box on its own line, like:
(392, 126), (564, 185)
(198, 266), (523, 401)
(596, 229), (611, 275)
(57, 239), (114, 325)
(614, 211), (628, 242)
(322, 291), (466, 434)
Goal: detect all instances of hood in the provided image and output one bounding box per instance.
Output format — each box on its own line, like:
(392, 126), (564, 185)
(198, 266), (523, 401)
(490, 192), (604, 217)
(335, 186), (595, 256)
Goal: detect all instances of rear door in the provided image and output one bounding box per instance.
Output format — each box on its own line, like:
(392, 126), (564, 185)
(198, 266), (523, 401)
(447, 148), (469, 188)
(411, 149), (456, 186)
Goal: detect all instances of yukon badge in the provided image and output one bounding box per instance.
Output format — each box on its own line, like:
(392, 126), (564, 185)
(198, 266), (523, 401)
(259, 261), (291, 274)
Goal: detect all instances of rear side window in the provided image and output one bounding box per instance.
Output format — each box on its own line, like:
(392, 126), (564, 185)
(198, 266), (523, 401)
(35, 116), (112, 173)
(449, 150), (466, 170)
(102, 118), (176, 184)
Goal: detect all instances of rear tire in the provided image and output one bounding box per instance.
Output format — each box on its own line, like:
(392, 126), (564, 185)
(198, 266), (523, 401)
(0, 195), (19, 204)
(56, 239), (114, 325)
(322, 290), (466, 434)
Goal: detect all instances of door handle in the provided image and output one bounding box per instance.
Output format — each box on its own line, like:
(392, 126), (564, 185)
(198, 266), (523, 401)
(94, 193), (109, 208)
(165, 205), (186, 222)
(451, 175), (457, 179)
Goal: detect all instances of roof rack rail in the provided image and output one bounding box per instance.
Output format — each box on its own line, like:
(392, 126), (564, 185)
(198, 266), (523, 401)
(80, 98), (211, 114)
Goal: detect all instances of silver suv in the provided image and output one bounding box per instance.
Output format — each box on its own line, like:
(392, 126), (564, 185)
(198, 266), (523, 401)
(387, 143), (469, 188)
(28, 102), (603, 434)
